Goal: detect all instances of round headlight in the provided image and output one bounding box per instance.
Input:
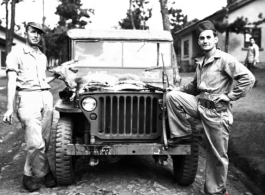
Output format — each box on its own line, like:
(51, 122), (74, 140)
(81, 97), (97, 112)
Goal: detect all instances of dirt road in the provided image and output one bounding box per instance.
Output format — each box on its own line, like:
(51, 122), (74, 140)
(0, 73), (259, 195)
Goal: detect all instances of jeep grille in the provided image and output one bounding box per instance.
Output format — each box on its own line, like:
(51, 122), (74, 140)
(84, 93), (163, 140)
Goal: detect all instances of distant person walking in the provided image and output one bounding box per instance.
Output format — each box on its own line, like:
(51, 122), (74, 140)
(2, 22), (57, 192)
(245, 37), (259, 71)
(166, 21), (255, 195)
(245, 37), (259, 87)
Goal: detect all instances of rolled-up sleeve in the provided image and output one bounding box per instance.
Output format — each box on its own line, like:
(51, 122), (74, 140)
(6, 51), (19, 74)
(224, 57), (255, 101)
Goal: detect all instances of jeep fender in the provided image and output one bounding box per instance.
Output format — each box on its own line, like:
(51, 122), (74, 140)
(55, 99), (82, 113)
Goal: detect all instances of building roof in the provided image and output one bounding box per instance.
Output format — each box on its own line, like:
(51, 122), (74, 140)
(67, 29), (173, 42)
(0, 25), (26, 44)
(175, 0), (255, 37)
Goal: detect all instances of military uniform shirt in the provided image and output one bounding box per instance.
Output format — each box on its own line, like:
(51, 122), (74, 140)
(179, 49), (255, 101)
(6, 45), (50, 91)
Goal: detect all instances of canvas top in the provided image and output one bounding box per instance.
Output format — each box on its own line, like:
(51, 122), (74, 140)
(67, 29), (173, 42)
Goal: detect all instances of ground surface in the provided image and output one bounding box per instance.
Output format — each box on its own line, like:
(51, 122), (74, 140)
(228, 69), (265, 193)
(0, 69), (264, 195)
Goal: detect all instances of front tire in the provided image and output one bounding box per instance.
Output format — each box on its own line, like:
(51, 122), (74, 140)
(171, 122), (199, 186)
(55, 117), (75, 185)
(47, 109), (59, 177)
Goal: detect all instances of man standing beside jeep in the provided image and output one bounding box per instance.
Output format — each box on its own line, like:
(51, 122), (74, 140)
(166, 21), (255, 195)
(2, 22), (57, 192)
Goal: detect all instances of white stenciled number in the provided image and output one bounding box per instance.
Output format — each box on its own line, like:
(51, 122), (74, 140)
(142, 71), (160, 79)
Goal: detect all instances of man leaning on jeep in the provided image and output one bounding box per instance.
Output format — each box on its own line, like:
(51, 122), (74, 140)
(2, 22), (58, 192)
(166, 21), (255, 195)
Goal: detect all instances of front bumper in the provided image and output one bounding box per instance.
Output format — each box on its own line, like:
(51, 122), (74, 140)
(67, 143), (190, 155)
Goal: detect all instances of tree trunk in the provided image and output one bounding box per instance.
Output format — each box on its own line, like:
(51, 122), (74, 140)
(42, 0), (46, 54)
(5, 0), (16, 55)
(159, 0), (170, 31)
(225, 29), (229, 53)
(129, 0), (136, 29)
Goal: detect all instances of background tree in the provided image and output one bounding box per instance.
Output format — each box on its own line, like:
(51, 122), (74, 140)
(42, 0), (46, 54)
(119, 0), (152, 30)
(159, 0), (170, 31)
(159, 0), (189, 55)
(1, 0), (23, 55)
(212, 7), (248, 52)
(169, 7), (187, 32)
(213, 9), (265, 52)
(169, 6), (188, 55)
(129, 0), (136, 29)
(252, 13), (265, 27)
(45, 0), (94, 64)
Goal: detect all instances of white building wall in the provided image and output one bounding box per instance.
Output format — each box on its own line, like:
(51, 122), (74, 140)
(0, 28), (25, 69)
(181, 33), (193, 65)
(228, 0), (265, 65)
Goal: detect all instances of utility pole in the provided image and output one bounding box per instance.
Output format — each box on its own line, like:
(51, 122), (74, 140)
(129, 0), (136, 29)
(224, 7), (229, 53)
(42, 0), (46, 54)
(159, 0), (170, 31)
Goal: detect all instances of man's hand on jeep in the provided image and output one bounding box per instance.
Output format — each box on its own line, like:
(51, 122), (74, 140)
(166, 86), (181, 92)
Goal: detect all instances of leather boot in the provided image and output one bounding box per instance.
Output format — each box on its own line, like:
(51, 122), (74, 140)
(45, 171), (57, 188)
(23, 175), (39, 192)
(168, 135), (193, 145)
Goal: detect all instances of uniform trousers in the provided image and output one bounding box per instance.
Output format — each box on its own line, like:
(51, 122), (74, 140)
(17, 90), (53, 178)
(166, 91), (233, 195)
(246, 62), (255, 72)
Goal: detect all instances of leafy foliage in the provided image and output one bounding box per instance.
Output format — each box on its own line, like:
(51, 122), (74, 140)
(44, 26), (68, 64)
(55, 0), (92, 29)
(252, 13), (265, 27)
(119, 0), (152, 30)
(166, 2), (189, 55)
(2, 0), (23, 54)
(169, 7), (187, 33)
(45, 0), (93, 64)
(119, 7), (143, 29)
(213, 16), (248, 34)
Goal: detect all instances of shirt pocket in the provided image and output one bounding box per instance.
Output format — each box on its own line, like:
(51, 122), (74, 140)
(19, 59), (37, 83)
(201, 70), (221, 88)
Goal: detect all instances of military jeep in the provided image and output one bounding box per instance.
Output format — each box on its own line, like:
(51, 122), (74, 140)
(49, 29), (199, 186)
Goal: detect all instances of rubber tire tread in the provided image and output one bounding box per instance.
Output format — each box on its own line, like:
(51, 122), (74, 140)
(172, 122), (199, 186)
(47, 109), (60, 177)
(55, 117), (75, 185)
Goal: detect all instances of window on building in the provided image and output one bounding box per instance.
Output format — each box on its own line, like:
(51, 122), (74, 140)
(183, 40), (189, 58)
(1, 51), (6, 68)
(244, 28), (261, 48)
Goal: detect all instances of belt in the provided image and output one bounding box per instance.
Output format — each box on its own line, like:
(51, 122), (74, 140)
(198, 98), (216, 109)
(17, 88), (49, 92)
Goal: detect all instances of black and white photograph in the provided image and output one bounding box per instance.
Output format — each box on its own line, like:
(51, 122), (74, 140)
(0, 0), (264, 194)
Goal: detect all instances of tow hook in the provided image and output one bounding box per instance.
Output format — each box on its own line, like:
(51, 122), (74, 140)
(89, 156), (99, 166)
(153, 155), (169, 166)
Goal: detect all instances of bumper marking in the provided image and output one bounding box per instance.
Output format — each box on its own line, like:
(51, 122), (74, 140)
(66, 144), (190, 155)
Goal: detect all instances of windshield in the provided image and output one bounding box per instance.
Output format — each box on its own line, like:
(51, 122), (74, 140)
(74, 41), (171, 67)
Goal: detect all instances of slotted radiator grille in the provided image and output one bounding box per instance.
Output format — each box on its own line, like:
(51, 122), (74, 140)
(90, 93), (163, 139)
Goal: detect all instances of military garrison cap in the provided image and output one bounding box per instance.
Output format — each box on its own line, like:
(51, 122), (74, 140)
(196, 20), (216, 38)
(26, 22), (45, 34)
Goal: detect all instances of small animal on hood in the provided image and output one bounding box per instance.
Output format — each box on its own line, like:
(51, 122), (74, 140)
(48, 60), (118, 100)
